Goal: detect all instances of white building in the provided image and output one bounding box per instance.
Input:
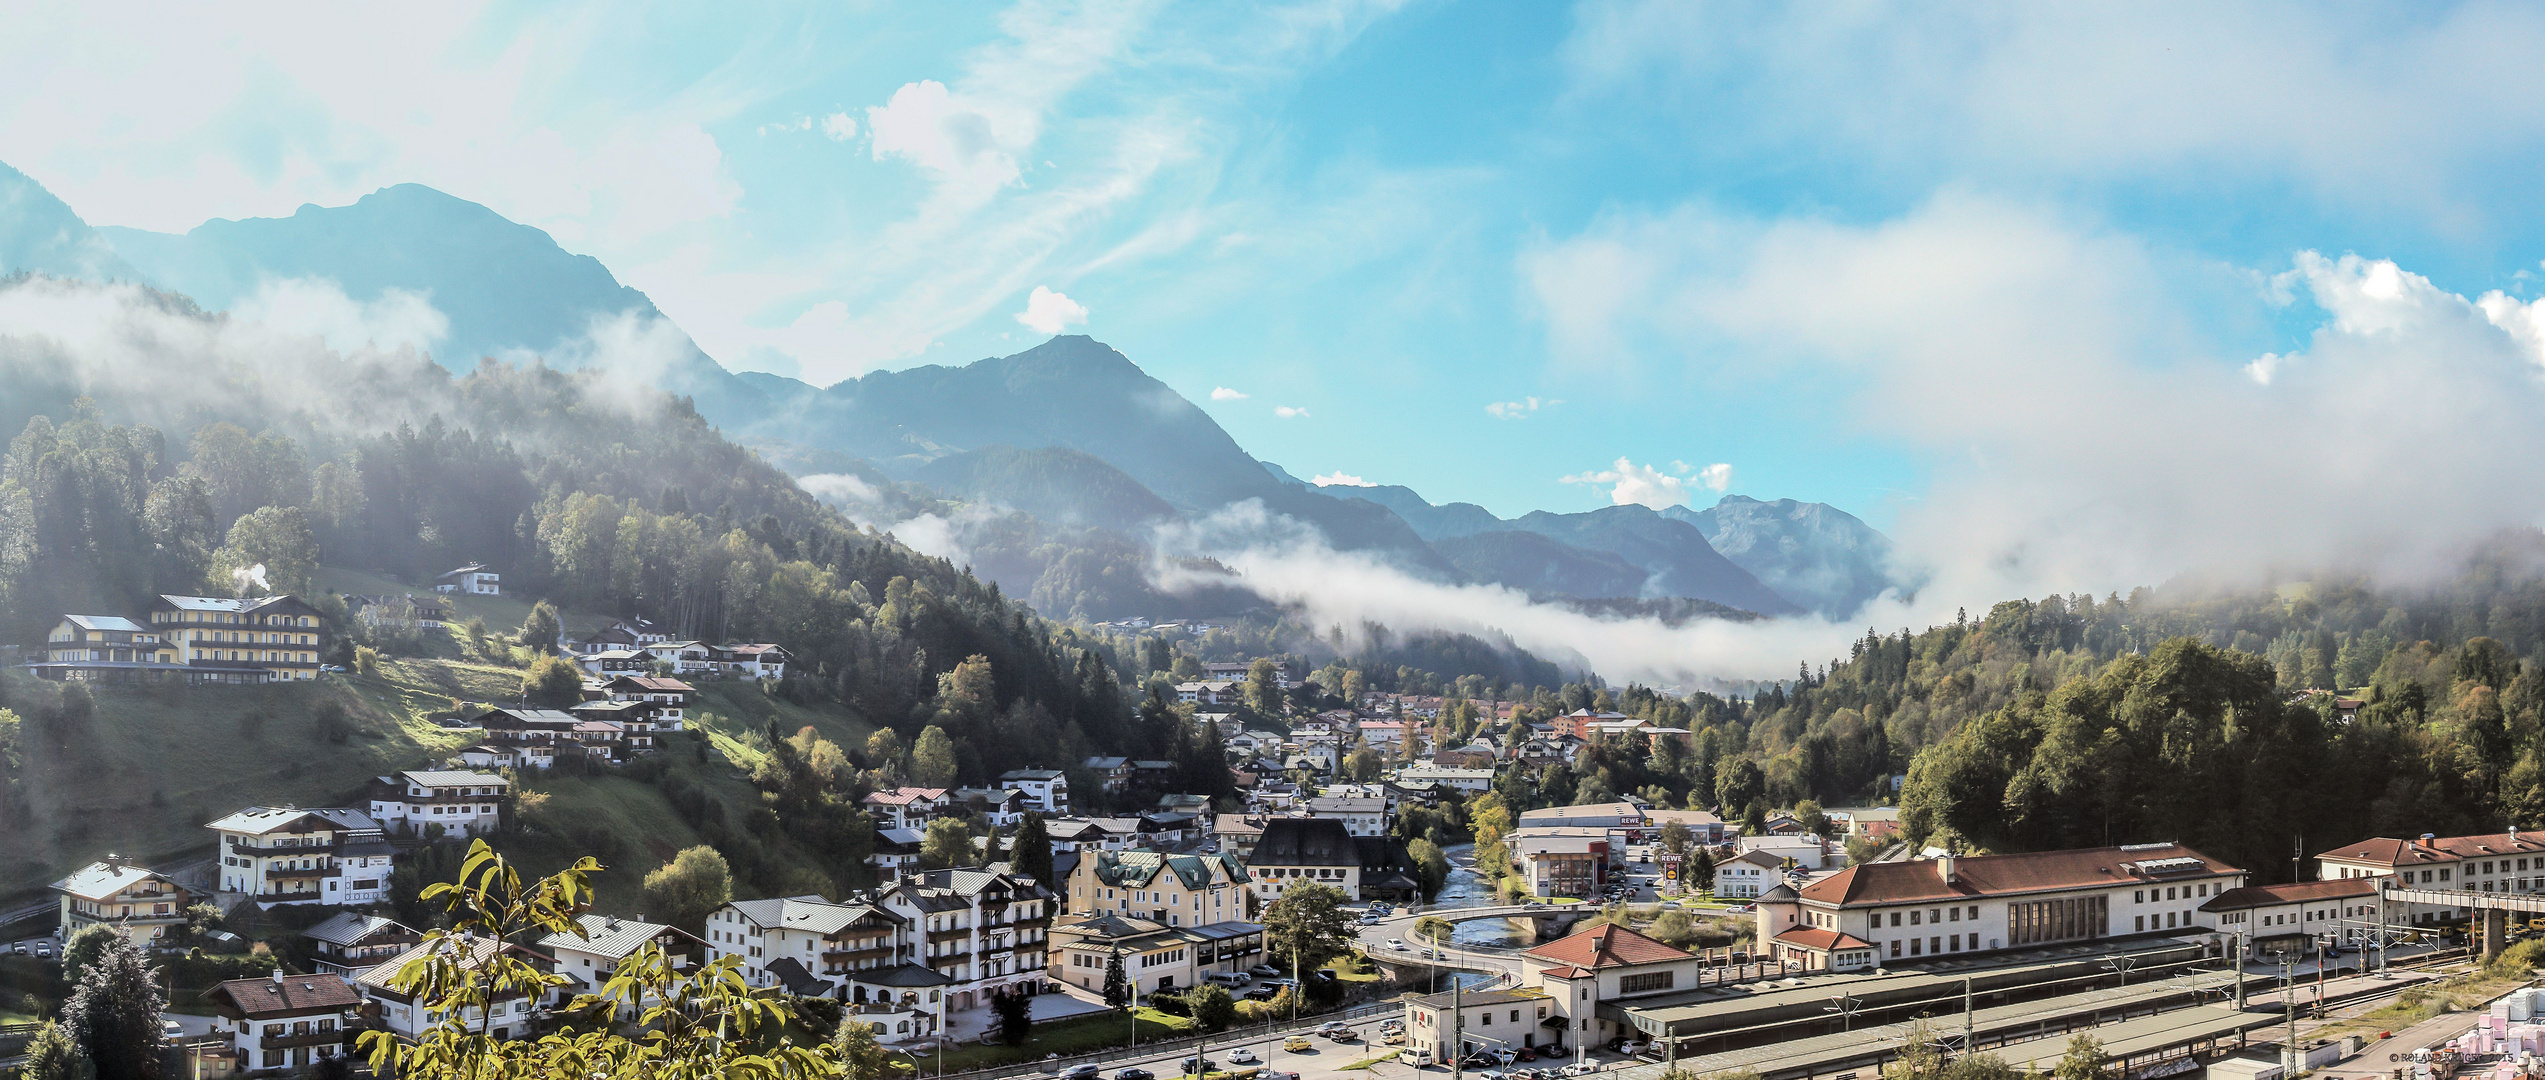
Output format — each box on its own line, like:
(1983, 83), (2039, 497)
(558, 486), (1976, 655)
(1713, 850), (1784, 899)
(368, 770), (510, 838)
(1755, 843), (2246, 971)
(537, 914), (708, 1018)
(205, 971), (361, 1074)
(1394, 765), (1497, 793)
(2199, 879), (2383, 958)
(998, 769), (1070, 813)
(706, 865), (1056, 1016)
(434, 564), (502, 596)
(207, 806), (397, 906)
(2313, 830), (2545, 924)
(1245, 818), (1363, 902)
(863, 788), (951, 831)
(356, 935), (551, 1043)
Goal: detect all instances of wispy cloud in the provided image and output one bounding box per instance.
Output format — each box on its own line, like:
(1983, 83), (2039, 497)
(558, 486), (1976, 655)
(1210, 386), (1249, 401)
(1311, 471), (1372, 487)
(1486, 395), (1558, 419)
(1274, 405), (1310, 419)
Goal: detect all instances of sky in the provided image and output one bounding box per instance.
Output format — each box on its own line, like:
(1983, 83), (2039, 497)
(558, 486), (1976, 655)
(9, 0), (2545, 549)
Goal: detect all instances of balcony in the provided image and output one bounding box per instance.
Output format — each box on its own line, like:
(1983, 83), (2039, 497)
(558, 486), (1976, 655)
(824, 945), (896, 964)
(257, 1031), (347, 1051)
(926, 928), (971, 944)
(232, 840), (338, 858)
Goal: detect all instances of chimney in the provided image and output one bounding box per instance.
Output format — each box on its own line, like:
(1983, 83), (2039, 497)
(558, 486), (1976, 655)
(1938, 855), (1956, 884)
(272, 968), (286, 986)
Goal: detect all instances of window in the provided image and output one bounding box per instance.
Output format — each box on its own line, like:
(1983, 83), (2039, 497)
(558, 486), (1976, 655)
(1618, 972), (1674, 993)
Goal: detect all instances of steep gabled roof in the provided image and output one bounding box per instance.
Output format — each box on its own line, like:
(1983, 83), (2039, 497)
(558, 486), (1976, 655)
(211, 974), (363, 1019)
(1247, 818), (1359, 867)
(1520, 923), (1693, 969)
(1773, 927), (1873, 953)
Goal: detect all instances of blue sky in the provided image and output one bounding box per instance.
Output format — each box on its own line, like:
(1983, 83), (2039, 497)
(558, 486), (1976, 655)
(12, 1), (2545, 544)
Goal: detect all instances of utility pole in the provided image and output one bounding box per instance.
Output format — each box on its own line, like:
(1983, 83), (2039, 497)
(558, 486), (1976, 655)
(1962, 976), (1974, 1056)
(1825, 991), (1862, 1034)
(2281, 958), (2298, 1074)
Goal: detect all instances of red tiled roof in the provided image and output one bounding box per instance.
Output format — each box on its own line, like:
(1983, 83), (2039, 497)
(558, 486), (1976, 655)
(1797, 844), (2238, 907)
(1537, 965), (1593, 979)
(212, 974), (363, 1019)
(1520, 923), (1693, 968)
(864, 788), (949, 806)
(1773, 927), (1874, 953)
(2316, 832), (2545, 866)
(2199, 879), (2377, 913)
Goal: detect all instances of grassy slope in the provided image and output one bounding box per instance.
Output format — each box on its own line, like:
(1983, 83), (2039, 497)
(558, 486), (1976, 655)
(313, 566), (611, 639)
(1, 646), (882, 913)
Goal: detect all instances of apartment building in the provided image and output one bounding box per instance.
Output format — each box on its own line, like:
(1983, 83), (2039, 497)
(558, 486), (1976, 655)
(207, 806), (396, 906)
(998, 769), (1070, 813)
(146, 594), (327, 684)
(368, 770), (510, 838)
(30, 614), (180, 681)
(1245, 818), (1363, 902)
(874, 867), (1055, 1011)
(1304, 796), (1388, 837)
(538, 914), (708, 1018)
(301, 913), (420, 977)
(1065, 850), (1254, 924)
(1754, 843), (2247, 971)
(204, 971), (361, 1075)
(705, 865), (1054, 1016)
(1048, 913), (1267, 998)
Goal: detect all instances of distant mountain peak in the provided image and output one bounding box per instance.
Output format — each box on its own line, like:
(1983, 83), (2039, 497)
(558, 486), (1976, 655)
(0, 160), (146, 283)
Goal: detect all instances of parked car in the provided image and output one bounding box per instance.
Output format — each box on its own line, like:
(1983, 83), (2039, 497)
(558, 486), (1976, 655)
(1514, 1048), (1537, 1062)
(33, 943), (51, 959)
(1248, 964), (1282, 978)
(1311, 970), (1337, 982)
(1562, 1064), (1602, 1077)
(1248, 985), (1284, 1001)
(1227, 1049), (1260, 1065)
(9, 941), (23, 955)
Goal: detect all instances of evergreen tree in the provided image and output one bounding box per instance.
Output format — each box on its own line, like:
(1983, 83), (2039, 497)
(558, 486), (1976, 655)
(1012, 813), (1055, 888)
(988, 989), (1033, 1045)
(62, 932), (165, 1080)
(520, 600), (563, 654)
(1102, 949), (1130, 1008)
(18, 1021), (73, 1080)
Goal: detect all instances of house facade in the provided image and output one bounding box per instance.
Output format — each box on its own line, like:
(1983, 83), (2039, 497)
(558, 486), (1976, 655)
(1245, 818), (1363, 902)
(434, 565), (503, 595)
(998, 769), (1070, 813)
(53, 859), (192, 945)
(2199, 879), (2383, 958)
(1046, 913), (1266, 998)
(208, 806), (396, 906)
(301, 913), (420, 977)
(1407, 988), (1557, 1062)
(1713, 850), (1784, 899)
(863, 788), (950, 831)
(356, 937), (554, 1043)
(205, 971), (361, 1075)
(1066, 850), (1254, 924)
(368, 770), (510, 838)
(30, 614), (184, 681)
(147, 594), (327, 683)
(1518, 924), (1709, 1053)
(537, 914), (708, 1018)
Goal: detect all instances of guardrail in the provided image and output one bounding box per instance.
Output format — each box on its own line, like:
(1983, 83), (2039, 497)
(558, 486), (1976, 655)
(911, 999), (1413, 1080)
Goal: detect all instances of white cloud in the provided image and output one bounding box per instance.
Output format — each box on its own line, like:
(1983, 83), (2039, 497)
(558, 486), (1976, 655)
(821, 112), (857, 141)
(1693, 462), (1733, 492)
(1311, 472), (1373, 487)
(1561, 457), (1689, 509)
(867, 79), (1021, 204)
(1014, 285), (1089, 335)
(1560, 4), (2545, 228)
(1210, 386), (1250, 401)
(1273, 405), (1310, 419)
(1485, 395), (1558, 419)
(798, 472), (882, 505)
(1528, 193), (2545, 612)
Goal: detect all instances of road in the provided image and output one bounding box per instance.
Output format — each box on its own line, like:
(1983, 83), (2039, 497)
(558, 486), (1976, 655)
(991, 1001), (1641, 1080)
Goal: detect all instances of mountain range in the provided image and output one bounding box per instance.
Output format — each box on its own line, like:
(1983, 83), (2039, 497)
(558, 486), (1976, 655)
(0, 166), (1901, 622)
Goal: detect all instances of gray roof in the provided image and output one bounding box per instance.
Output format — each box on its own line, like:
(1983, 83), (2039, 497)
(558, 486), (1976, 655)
(51, 860), (180, 902)
(1247, 818), (1360, 867)
(725, 897), (902, 936)
(540, 913), (701, 960)
(1188, 921), (1265, 941)
(1001, 769), (1066, 781)
(303, 913), (414, 948)
(205, 806), (381, 835)
(62, 614), (146, 632)
(764, 956), (835, 996)
(385, 770), (507, 787)
(854, 963), (955, 988)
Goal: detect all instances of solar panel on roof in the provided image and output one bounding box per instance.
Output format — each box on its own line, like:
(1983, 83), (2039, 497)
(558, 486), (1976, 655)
(2131, 857), (2204, 875)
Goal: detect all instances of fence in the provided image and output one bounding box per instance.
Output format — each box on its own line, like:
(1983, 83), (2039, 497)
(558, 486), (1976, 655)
(912, 999), (1413, 1080)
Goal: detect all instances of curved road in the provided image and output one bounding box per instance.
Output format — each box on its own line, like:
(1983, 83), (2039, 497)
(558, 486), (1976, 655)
(1352, 906), (1546, 977)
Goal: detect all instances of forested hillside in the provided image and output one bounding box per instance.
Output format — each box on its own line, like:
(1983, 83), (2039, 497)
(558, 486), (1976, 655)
(1467, 547), (2545, 884)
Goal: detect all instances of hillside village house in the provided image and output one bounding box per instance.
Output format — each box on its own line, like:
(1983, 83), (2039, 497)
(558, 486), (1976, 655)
(368, 770), (510, 838)
(1508, 828), (1610, 899)
(1246, 818), (1363, 902)
(2313, 830), (2545, 924)
(434, 564), (502, 595)
(578, 649), (656, 677)
(208, 806), (397, 906)
(2199, 879), (2384, 958)
(357, 936), (555, 1043)
(1394, 765), (1497, 793)
(708, 867), (1055, 1015)
(348, 594), (449, 634)
(1517, 923), (1709, 1054)
(149, 594), (328, 683)
(31, 614), (178, 681)
(568, 616), (668, 655)
(998, 769), (1070, 813)
(864, 788), (951, 831)
(301, 912), (420, 976)
(53, 858), (192, 945)
(585, 674), (695, 727)
(1204, 660), (1296, 688)
(1753, 843), (2247, 971)
(203, 971), (361, 1075)
(1176, 680), (1239, 706)
(538, 914), (709, 1018)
